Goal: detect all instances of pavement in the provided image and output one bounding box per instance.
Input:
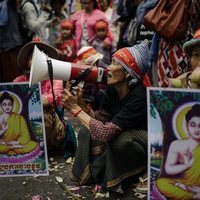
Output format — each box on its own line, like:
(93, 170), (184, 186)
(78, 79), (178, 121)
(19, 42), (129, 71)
(0, 154), (147, 200)
(0, 115), (147, 200)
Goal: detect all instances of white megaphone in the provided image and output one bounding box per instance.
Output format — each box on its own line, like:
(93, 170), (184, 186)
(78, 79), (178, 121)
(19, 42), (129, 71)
(29, 46), (105, 87)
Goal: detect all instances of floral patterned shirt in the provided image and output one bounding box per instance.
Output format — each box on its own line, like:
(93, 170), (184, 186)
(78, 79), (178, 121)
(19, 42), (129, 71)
(13, 74), (63, 107)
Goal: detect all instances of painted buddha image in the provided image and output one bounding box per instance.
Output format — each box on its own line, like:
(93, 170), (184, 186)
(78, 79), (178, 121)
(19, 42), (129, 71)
(0, 91), (39, 156)
(156, 103), (200, 200)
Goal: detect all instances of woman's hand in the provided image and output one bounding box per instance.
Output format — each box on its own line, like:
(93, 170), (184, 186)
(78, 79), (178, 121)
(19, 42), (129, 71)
(64, 81), (84, 106)
(62, 88), (81, 112)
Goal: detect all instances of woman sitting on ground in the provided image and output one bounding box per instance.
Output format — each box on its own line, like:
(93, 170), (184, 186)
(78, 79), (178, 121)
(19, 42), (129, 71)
(62, 40), (151, 195)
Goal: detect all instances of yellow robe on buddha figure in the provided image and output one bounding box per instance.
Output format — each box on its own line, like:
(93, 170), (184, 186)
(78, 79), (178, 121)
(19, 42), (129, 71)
(0, 113), (38, 155)
(156, 146), (200, 200)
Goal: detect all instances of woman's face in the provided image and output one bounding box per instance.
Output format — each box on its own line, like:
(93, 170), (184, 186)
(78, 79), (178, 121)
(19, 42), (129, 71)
(107, 58), (127, 86)
(81, 0), (95, 13)
(190, 46), (200, 70)
(0, 99), (13, 114)
(187, 116), (200, 140)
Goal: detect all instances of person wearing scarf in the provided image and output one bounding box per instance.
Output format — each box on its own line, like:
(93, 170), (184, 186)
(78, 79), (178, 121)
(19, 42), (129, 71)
(62, 39), (151, 195)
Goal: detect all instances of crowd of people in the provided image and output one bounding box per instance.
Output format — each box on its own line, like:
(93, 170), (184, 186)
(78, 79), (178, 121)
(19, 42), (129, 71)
(0, 0), (200, 199)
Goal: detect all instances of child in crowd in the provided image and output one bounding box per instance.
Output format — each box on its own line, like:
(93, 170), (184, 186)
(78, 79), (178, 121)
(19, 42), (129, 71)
(55, 19), (77, 62)
(92, 20), (117, 68)
(74, 46), (105, 110)
(97, 0), (121, 45)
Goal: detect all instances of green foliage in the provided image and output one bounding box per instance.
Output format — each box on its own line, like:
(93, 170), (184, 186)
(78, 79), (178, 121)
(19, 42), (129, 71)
(150, 89), (200, 120)
(150, 104), (157, 119)
(29, 84), (41, 105)
(151, 159), (162, 168)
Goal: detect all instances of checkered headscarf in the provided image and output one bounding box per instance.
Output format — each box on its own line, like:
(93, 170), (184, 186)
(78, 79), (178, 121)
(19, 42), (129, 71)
(113, 40), (151, 86)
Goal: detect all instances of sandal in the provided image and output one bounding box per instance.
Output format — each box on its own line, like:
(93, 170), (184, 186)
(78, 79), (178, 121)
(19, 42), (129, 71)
(135, 174), (148, 194)
(108, 184), (124, 195)
(93, 184), (109, 198)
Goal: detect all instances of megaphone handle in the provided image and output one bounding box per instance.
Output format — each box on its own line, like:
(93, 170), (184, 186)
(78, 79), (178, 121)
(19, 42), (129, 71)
(47, 59), (64, 122)
(70, 67), (92, 89)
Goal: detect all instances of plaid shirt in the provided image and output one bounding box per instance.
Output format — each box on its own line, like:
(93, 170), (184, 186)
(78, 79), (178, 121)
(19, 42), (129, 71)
(89, 109), (122, 143)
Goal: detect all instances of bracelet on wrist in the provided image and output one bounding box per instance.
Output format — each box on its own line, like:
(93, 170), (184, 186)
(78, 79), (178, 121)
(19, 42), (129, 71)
(73, 109), (82, 117)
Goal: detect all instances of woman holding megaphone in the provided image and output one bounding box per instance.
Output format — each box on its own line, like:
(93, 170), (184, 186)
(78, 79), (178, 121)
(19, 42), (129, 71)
(62, 40), (151, 196)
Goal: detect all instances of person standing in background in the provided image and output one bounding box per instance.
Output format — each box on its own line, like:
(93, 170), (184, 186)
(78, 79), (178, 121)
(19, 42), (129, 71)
(55, 19), (77, 62)
(97, 0), (121, 46)
(70, 0), (113, 51)
(19, 0), (52, 43)
(46, 0), (69, 46)
(92, 19), (116, 69)
(0, 0), (23, 82)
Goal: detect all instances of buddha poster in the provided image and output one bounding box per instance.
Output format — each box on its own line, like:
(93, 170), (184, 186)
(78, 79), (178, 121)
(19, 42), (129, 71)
(147, 87), (200, 200)
(0, 82), (48, 177)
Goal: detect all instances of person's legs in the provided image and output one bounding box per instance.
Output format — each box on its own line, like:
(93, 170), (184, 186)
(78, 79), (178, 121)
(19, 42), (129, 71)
(71, 126), (107, 187)
(106, 130), (147, 190)
(71, 127), (94, 185)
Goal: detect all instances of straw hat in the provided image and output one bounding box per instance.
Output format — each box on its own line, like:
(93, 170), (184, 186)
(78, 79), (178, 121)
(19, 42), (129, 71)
(17, 41), (58, 68)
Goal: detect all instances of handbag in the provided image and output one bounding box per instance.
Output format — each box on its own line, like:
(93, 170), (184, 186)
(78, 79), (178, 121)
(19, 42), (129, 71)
(143, 0), (187, 41)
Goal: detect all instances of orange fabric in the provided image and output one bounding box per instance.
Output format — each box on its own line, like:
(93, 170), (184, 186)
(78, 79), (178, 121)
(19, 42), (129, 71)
(142, 74), (151, 87)
(77, 48), (97, 61)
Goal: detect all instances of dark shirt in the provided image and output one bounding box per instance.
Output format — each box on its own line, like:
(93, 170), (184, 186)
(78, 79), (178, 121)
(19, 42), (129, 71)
(89, 83), (147, 142)
(100, 83), (147, 130)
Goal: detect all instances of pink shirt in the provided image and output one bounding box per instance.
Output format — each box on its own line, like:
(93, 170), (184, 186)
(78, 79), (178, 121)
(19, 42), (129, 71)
(13, 74), (63, 108)
(71, 9), (112, 50)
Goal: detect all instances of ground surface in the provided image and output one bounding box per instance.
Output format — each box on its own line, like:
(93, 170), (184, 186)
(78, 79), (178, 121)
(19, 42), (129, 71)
(0, 116), (147, 200)
(0, 155), (147, 200)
